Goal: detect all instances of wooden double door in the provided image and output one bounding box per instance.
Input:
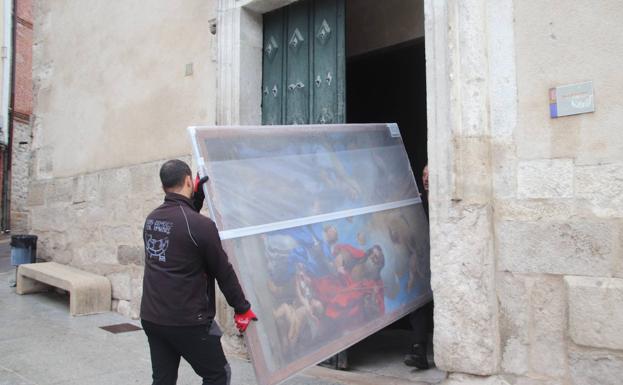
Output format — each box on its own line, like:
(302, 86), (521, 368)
(261, 0), (345, 125)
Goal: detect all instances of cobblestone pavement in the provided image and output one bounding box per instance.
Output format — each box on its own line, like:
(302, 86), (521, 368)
(0, 268), (445, 385)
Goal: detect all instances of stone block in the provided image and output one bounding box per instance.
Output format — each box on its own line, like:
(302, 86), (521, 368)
(487, 0), (516, 140)
(129, 276), (142, 320)
(94, 244), (119, 265)
(111, 299), (119, 312)
(10, 211), (30, 234)
(431, 204), (499, 375)
(529, 277), (565, 378)
(501, 338), (528, 376)
(107, 272), (132, 301)
(100, 167), (131, 201)
(77, 262), (125, 277)
(497, 273), (530, 375)
(452, 137), (492, 204)
(101, 225), (138, 245)
(497, 220), (615, 276)
(69, 246), (96, 267)
(117, 245), (144, 265)
(37, 233), (72, 265)
(47, 178), (73, 204)
(492, 141), (517, 199)
(442, 374), (510, 385)
(30, 206), (70, 233)
(11, 123), (33, 213)
(499, 375), (563, 385)
(111, 203), (144, 227)
(566, 276), (623, 350)
(117, 300), (131, 318)
(81, 205), (109, 227)
(569, 348), (623, 385)
(27, 181), (47, 206)
(575, 163), (623, 218)
(495, 199), (578, 222)
(72, 173), (100, 204)
(130, 162), (161, 196)
(517, 159), (573, 199)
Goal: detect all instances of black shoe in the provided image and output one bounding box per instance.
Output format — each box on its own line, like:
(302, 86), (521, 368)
(404, 343), (429, 370)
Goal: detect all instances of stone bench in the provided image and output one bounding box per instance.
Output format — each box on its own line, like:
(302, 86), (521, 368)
(16, 262), (111, 316)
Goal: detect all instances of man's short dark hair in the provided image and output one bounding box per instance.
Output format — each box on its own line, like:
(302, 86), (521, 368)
(160, 159), (192, 190)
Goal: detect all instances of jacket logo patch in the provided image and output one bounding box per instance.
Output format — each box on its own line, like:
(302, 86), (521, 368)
(146, 234), (169, 262)
(145, 219), (173, 234)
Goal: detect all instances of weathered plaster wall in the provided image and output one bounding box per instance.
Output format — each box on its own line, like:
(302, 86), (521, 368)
(28, 0), (218, 319)
(32, 0), (217, 178)
(346, 0), (424, 57)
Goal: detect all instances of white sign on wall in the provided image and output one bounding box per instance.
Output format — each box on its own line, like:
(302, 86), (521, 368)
(549, 81), (595, 118)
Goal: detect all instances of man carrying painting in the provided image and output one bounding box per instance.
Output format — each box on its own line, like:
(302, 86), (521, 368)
(141, 159), (257, 385)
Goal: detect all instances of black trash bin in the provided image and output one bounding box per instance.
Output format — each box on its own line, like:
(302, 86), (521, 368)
(10, 235), (38, 266)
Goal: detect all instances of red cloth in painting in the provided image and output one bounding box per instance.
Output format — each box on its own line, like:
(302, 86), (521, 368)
(311, 273), (384, 320)
(332, 244), (366, 259)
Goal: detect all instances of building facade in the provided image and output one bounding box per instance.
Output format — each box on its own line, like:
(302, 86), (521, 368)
(24, 1), (623, 384)
(9, 0), (34, 233)
(0, 0), (33, 232)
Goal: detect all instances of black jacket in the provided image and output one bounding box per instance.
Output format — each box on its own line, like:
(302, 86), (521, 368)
(140, 193), (250, 326)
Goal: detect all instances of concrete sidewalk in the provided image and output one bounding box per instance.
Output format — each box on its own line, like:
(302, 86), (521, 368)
(0, 270), (445, 385)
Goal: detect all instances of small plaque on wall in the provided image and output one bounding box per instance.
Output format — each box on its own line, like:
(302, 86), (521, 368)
(549, 81), (595, 118)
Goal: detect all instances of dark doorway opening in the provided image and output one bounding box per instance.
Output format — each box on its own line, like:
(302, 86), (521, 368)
(344, 39), (437, 380)
(347, 39), (428, 198)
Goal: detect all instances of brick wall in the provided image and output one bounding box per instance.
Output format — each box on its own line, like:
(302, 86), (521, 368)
(10, 0), (33, 232)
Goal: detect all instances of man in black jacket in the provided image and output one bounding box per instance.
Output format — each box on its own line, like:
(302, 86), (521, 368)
(141, 159), (257, 385)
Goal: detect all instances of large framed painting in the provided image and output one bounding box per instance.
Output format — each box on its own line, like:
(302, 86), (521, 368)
(188, 123), (431, 385)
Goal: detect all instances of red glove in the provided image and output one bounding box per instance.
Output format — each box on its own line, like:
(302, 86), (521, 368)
(234, 309), (258, 333)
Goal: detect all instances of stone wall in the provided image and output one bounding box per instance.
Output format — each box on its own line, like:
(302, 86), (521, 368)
(489, 1), (623, 384)
(427, 0), (623, 384)
(10, 121), (32, 232)
(10, 0), (34, 233)
(27, 157), (186, 318)
(28, 0), (218, 324)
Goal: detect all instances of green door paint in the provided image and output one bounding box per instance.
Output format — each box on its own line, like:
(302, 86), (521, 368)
(262, 0), (345, 125)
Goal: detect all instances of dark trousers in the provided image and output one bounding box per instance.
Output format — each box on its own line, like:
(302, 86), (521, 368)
(142, 319), (231, 385)
(409, 300), (434, 344)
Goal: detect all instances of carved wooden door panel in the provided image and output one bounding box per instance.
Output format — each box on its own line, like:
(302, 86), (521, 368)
(262, 0), (345, 125)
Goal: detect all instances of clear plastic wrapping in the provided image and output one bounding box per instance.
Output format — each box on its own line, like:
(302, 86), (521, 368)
(189, 123), (431, 385)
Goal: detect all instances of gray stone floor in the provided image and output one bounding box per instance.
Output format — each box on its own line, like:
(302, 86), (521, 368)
(0, 264), (445, 385)
(0, 237), (11, 274)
